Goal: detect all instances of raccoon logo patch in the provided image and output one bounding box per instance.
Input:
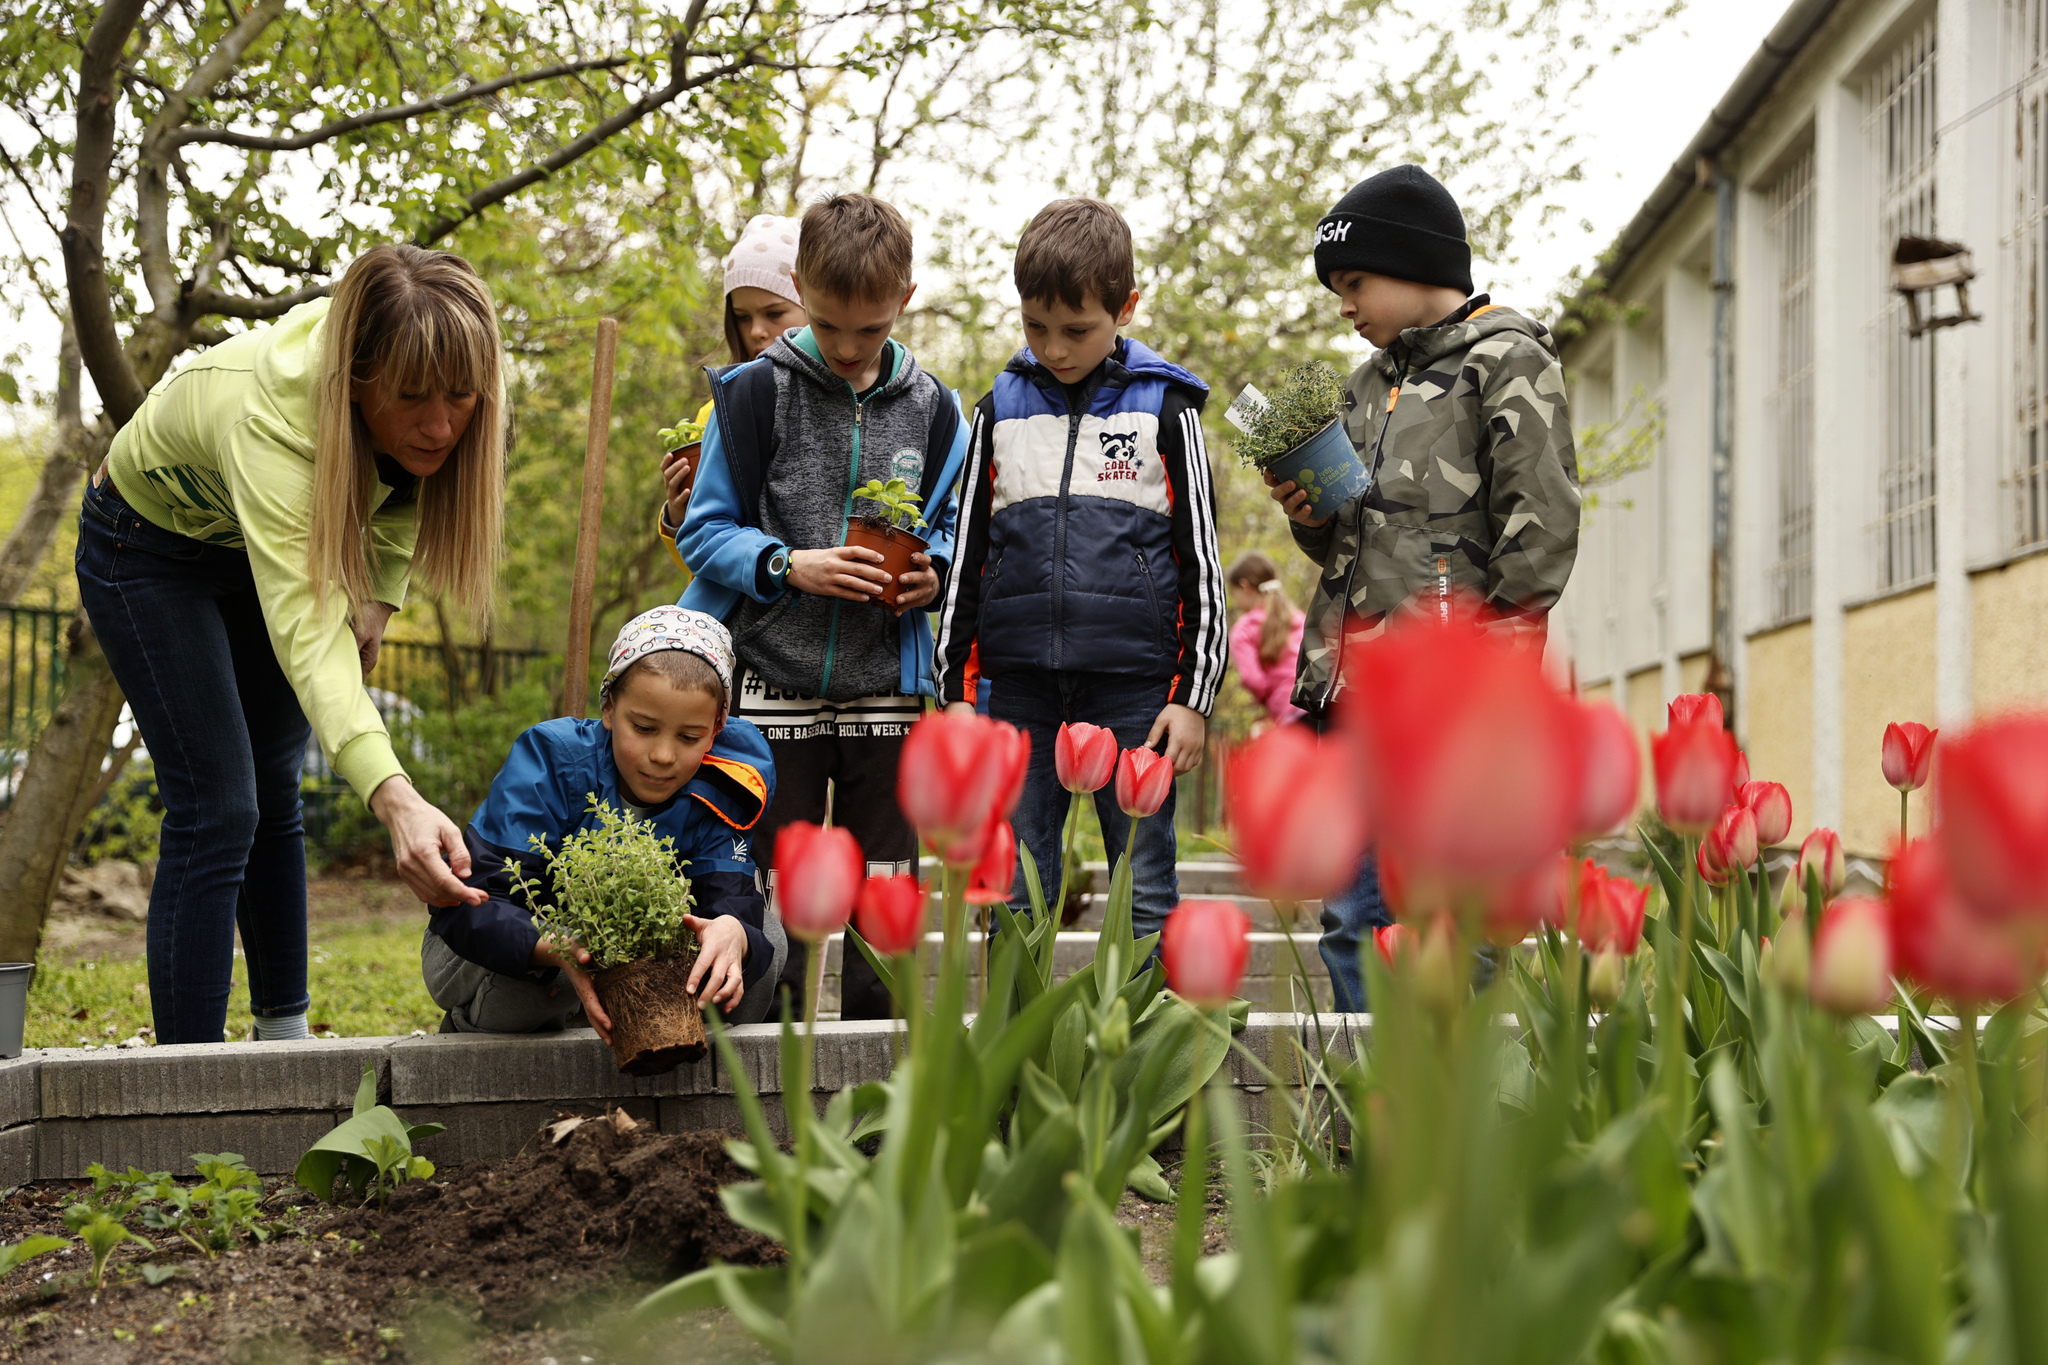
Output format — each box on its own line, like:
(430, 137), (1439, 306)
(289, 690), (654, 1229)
(1097, 430), (1143, 482)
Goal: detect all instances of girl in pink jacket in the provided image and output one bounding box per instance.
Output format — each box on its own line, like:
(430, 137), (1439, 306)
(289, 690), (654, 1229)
(1227, 552), (1306, 729)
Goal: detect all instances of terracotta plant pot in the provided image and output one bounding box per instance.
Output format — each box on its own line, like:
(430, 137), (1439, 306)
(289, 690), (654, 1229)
(842, 517), (930, 609)
(668, 441), (702, 490)
(591, 949), (705, 1075)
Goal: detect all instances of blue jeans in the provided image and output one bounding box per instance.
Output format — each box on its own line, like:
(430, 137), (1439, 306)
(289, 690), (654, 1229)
(75, 477), (313, 1044)
(1318, 852), (1390, 1013)
(989, 671), (1179, 944)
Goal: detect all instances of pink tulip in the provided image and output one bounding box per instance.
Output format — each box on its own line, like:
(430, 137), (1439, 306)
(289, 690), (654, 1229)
(775, 823), (864, 942)
(897, 713), (1030, 864)
(1373, 923), (1414, 966)
(855, 875), (924, 957)
(1738, 780), (1793, 847)
(1697, 837), (1731, 889)
(1710, 804), (1759, 871)
(965, 821), (1017, 906)
(1730, 750), (1751, 801)
(1161, 900), (1251, 1007)
(1881, 721), (1938, 793)
(1573, 701), (1640, 841)
(1055, 721), (1118, 794)
(1810, 898), (1894, 1015)
(1936, 715), (2048, 923)
(1797, 827), (1846, 898)
(1340, 603), (1585, 899)
(1115, 746), (1175, 818)
(1654, 718), (1740, 834)
(1887, 838), (2034, 1006)
(1668, 693), (1723, 730)
(1227, 725), (1372, 903)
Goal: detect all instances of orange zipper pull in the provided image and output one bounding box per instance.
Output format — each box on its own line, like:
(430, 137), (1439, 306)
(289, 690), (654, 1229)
(1385, 386), (1401, 413)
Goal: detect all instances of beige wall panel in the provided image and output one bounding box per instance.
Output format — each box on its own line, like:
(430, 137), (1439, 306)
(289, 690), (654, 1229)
(1626, 666), (1664, 808)
(1679, 651), (1711, 696)
(1841, 586), (1937, 856)
(1972, 553), (2048, 714)
(1741, 622), (1814, 848)
(1582, 681), (1614, 705)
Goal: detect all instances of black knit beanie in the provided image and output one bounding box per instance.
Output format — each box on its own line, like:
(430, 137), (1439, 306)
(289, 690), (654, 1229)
(1313, 165), (1473, 294)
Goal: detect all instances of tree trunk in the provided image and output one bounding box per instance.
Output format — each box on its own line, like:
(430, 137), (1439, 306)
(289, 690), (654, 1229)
(0, 617), (126, 966)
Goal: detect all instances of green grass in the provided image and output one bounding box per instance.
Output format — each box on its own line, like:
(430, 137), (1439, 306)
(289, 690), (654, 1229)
(29, 916), (442, 1047)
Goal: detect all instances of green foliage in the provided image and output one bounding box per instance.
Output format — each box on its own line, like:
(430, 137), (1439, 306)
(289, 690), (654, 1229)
(71, 1214), (150, 1293)
(851, 477), (929, 532)
(75, 759), (160, 865)
(296, 1067), (443, 1208)
(512, 797), (697, 969)
(1227, 362), (1344, 471)
(658, 417), (708, 449)
(0, 1234), (67, 1279)
(139, 1153), (279, 1258)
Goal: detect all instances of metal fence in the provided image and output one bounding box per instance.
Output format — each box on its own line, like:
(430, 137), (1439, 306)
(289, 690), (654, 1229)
(1, 605), (71, 751)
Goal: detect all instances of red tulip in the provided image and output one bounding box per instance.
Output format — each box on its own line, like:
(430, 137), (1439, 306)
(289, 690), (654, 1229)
(1881, 721), (1938, 793)
(1340, 604), (1585, 900)
(1710, 804), (1759, 871)
(1810, 898), (1894, 1015)
(1161, 900), (1251, 1006)
(1730, 750), (1751, 801)
(1697, 837), (1731, 889)
(1227, 725), (1373, 903)
(855, 875), (925, 957)
(1573, 701), (1640, 841)
(1604, 876), (1650, 955)
(1738, 780), (1793, 847)
(1887, 838), (2034, 1006)
(1115, 745), (1175, 818)
(775, 823), (864, 942)
(1055, 721), (1118, 794)
(1573, 858), (1647, 955)
(1654, 718), (1740, 834)
(965, 821), (1017, 906)
(1373, 923), (1414, 966)
(898, 713), (1030, 863)
(1669, 693), (1723, 730)
(1797, 827), (1846, 898)
(1936, 715), (2048, 923)
(1486, 856), (1566, 944)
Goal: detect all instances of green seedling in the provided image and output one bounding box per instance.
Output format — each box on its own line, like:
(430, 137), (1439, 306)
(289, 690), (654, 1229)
(296, 1067), (444, 1207)
(1231, 360), (1344, 470)
(142, 1153), (275, 1256)
(0, 1235), (67, 1278)
(510, 796), (696, 970)
(74, 1213), (151, 1292)
(139, 1264), (180, 1287)
(658, 417), (707, 449)
(850, 477), (927, 531)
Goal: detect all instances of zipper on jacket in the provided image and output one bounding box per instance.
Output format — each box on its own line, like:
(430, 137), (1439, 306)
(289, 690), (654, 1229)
(819, 398), (866, 696)
(1319, 359), (1409, 711)
(1135, 552), (1169, 652)
(1050, 401), (1084, 668)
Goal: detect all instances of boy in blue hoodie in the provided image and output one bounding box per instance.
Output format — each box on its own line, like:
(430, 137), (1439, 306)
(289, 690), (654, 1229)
(421, 607), (781, 1034)
(935, 199), (1227, 943)
(677, 192), (967, 1019)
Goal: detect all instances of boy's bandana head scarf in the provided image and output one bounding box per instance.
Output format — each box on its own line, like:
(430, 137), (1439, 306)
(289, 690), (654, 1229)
(602, 606), (736, 704)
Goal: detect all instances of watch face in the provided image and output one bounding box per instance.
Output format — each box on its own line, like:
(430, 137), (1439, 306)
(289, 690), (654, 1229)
(769, 551), (789, 578)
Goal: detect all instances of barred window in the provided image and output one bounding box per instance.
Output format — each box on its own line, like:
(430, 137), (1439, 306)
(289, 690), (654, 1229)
(2009, 0), (2048, 549)
(1765, 146), (1816, 622)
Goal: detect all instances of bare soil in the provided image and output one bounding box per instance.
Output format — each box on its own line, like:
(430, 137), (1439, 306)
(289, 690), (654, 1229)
(41, 875), (418, 968)
(0, 1115), (778, 1363)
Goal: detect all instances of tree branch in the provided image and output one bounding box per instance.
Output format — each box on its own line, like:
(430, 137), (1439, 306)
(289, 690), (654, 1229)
(63, 0), (150, 426)
(167, 53), (634, 151)
(182, 281), (332, 319)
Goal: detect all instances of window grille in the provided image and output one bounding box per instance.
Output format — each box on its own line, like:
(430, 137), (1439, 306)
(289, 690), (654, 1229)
(1865, 23), (1939, 590)
(2009, 0), (2048, 549)
(1766, 146), (1816, 622)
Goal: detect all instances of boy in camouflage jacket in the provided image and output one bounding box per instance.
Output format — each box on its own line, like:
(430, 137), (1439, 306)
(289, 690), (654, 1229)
(1266, 163), (1581, 1009)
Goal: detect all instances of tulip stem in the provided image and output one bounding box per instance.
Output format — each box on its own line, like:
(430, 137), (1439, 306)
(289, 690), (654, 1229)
(1958, 1006), (1984, 1143)
(1056, 790), (1082, 925)
(1677, 836), (1697, 1003)
(1900, 790), (1910, 848)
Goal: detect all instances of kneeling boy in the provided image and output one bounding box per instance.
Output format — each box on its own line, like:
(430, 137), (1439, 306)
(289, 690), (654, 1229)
(421, 606), (783, 1035)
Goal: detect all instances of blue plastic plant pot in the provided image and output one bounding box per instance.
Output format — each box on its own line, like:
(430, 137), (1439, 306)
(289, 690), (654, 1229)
(1266, 419), (1367, 517)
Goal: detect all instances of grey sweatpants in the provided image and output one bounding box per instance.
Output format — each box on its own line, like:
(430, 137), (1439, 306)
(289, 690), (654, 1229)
(420, 911), (788, 1033)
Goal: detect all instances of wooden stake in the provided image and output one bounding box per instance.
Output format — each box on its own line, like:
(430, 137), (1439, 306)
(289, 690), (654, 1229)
(561, 317), (618, 718)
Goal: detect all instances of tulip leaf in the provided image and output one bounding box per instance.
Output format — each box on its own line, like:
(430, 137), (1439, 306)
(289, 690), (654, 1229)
(846, 926), (897, 1001)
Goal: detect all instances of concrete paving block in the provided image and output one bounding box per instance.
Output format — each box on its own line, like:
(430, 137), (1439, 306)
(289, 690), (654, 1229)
(387, 1030), (714, 1107)
(393, 1098), (661, 1165)
(0, 1126), (33, 1189)
(38, 1111), (347, 1179)
(660, 1092), (826, 1143)
(0, 1057), (37, 1130)
(38, 1039), (393, 1119)
(811, 1020), (903, 1093)
(1071, 894), (1308, 933)
(717, 1025), (785, 1095)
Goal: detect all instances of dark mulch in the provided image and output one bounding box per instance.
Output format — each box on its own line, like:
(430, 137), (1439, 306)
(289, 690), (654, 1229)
(0, 1113), (780, 1363)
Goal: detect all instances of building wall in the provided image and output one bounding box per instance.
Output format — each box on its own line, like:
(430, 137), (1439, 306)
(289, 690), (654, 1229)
(1841, 585), (1938, 853)
(1973, 551), (2048, 711)
(1742, 620), (1814, 848)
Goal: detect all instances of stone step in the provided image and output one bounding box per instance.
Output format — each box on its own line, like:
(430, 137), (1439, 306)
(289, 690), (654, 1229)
(1065, 893), (1311, 933)
(917, 859), (1249, 898)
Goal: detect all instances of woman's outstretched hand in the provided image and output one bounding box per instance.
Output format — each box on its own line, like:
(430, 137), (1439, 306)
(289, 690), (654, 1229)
(352, 601), (396, 678)
(533, 936), (612, 1043)
(369, 775), (485, 908)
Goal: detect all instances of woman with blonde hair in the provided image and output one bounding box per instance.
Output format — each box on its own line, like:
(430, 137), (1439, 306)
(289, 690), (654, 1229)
(76, 244), (502, 1044)
(1225, 551), (1306, 729)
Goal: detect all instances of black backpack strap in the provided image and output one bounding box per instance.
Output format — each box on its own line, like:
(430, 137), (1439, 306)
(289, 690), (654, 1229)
(704, 358), (781, 531)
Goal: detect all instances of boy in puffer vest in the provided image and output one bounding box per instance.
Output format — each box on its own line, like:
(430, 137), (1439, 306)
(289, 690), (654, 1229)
(1268, 163), (1582, 1012)
(937, 199), (1228, 946)
(677, 192), (969, 1020)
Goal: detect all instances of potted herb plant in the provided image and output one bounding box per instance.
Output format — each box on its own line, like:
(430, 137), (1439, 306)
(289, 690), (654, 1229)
(512, 799), (704, 1075)
(659, 415), (708, 496)
(842, 477), (929, 609)
(1231, 361), (1369, 517)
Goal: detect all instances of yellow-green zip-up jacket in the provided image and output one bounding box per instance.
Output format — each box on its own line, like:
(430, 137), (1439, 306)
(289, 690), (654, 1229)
(105, 298), (417, 801)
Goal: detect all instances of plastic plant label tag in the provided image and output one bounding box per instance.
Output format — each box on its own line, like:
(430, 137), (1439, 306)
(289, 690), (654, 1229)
(1224, 384), (1268, 434)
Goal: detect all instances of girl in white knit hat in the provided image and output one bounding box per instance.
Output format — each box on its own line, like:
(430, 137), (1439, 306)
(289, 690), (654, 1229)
(659, 215), (808, 560)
